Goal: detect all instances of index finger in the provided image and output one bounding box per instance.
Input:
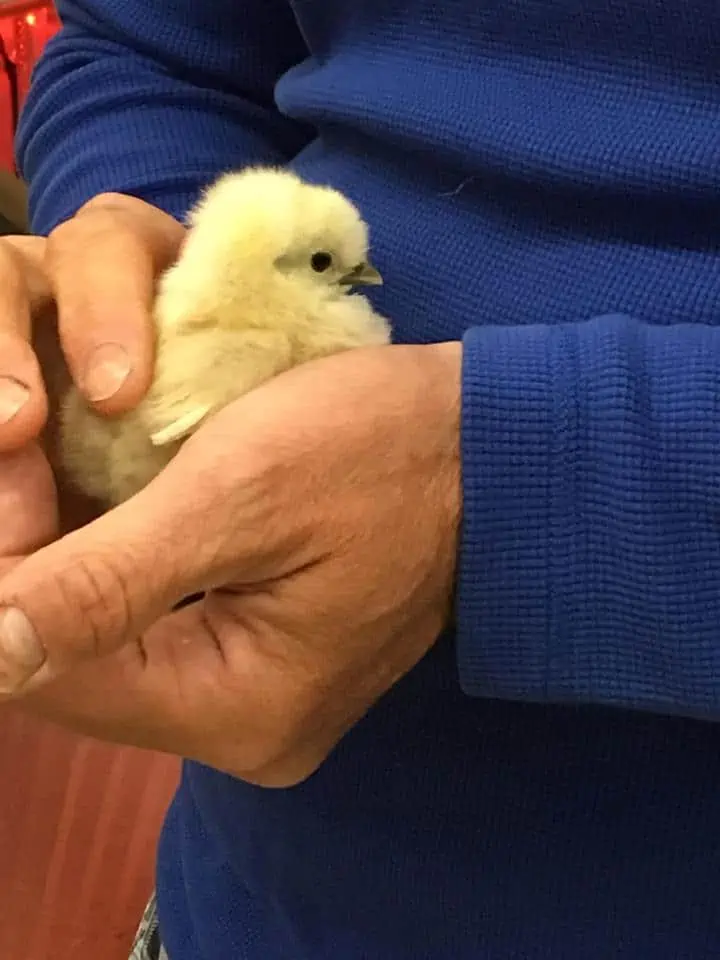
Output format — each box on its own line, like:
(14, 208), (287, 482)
(0, 237), (50, 452)
(46, 193), (185, 416)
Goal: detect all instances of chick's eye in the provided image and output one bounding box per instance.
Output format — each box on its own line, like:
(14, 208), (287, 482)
(311, 251), (333, 273)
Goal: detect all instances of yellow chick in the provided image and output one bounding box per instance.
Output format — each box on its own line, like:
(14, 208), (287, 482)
(59, 167), (391, 506)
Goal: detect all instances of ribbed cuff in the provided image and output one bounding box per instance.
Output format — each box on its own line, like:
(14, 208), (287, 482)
(456, 321), (571, 701)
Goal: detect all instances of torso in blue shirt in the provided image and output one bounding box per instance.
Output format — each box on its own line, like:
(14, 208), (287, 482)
(150, 2), (720, 956)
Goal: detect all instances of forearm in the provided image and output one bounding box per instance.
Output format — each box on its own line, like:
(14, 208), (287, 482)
(457, 313), (720, 720)
(16, 0), (311, 231)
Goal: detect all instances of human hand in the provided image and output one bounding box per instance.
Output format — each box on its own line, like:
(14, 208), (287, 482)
(38, 192), (184, 416)
(0, 343), (462, 786)
(0, 193), (186, 571)
(0, 236), (57, 562)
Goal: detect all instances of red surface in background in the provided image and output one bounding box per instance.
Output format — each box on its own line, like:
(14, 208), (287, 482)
(0, 9), (182, 959)
(0, 707), (180, 960)
(0, 43), (13, 172)
(0, 1), (60, 172)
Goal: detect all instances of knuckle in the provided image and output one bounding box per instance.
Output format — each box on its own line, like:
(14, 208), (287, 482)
(76, 192), (175, 236)
(0, 235), (16, 258)
(76, 191), (136, 216)
(0, 236), (24, 280)
(48, 196), (133, 252)
(5, 237), (49, 303)
(51, 549), (134, 659)
(45, 217), (80, 263)
(49, 193), (183, 274)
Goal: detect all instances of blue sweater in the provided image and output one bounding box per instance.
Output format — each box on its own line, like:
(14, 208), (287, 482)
(17, 1), (720, 957)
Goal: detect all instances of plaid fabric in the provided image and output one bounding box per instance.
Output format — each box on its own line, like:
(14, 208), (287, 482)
(130, 893), (167, 960)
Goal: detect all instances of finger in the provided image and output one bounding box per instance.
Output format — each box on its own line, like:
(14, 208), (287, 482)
(46, 194), (185, 416)
(0, 394), (298, 698)
(0, 445), (57, 556)
(0, 441), (245, 696)
(1, 236), (52, 310)
(0, 239), (49, 450)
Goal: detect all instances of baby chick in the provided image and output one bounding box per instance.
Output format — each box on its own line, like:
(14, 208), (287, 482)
(59, 167), (391, 506)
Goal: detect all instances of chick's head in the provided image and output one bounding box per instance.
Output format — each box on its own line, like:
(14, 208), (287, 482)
(183, 167), (383, 302)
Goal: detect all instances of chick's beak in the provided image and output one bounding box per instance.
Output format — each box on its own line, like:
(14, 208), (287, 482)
(339, 261), (383, 287)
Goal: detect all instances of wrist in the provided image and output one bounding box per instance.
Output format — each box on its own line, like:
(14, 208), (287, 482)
(419, 340), (463, 612)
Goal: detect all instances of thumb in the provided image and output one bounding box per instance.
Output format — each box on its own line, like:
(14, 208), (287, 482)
(0, 452), (235, 697)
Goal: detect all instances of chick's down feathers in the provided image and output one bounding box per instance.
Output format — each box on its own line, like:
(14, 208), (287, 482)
(59, 167), (391, 506)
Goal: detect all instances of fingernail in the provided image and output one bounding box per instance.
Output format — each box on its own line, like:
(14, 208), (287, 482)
(0, 606), (45, 695)
(0, 376), (30, 424)
(82, 343), (131, 402)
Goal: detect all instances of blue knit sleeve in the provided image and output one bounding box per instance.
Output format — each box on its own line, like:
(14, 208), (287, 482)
(456, 314), (720, 720)
(15, 0), (311, 233)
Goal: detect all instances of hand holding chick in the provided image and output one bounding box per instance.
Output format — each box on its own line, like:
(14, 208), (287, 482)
(60, 168), (390, 506)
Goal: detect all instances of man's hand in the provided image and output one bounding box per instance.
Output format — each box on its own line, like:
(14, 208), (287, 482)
(0, 343), (461, 787)
(0, 194), (185, 551)
(43, 192), (183, 415)
(0, 236), (57, 558)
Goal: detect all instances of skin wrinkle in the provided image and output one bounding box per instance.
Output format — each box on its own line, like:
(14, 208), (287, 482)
(0, 190), (460, 791)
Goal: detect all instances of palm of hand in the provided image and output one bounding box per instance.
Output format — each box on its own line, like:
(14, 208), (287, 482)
(7, 344), (461, 787)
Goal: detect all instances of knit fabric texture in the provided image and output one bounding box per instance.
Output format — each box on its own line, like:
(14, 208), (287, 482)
(17, 1), (720, 956)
